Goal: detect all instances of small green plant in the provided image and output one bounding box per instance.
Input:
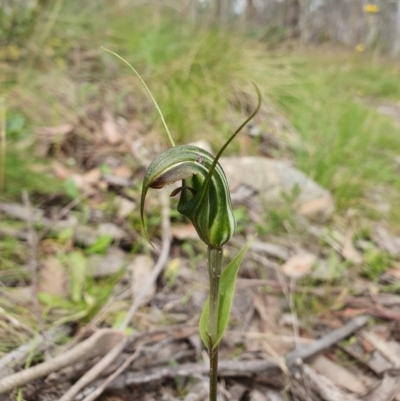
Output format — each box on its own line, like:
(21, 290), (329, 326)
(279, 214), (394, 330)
(106, 48), (262, 399)
(362, 249), (392, 280)
(140, 94), (260, 400)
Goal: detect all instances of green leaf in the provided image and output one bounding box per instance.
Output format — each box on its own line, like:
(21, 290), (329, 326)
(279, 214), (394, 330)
(199, 240), (253, 350)
(86, 234), (113, 255)
(7, 113), (26, 136)
(64, 177), (80, 199)
(68, 251), (87, 303)
(199, 296), (212, 350)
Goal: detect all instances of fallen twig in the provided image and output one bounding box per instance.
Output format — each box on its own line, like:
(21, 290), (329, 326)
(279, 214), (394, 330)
(22, 191), (46, 352)
(361, 369), (400, 401)
(237, 278), (343, 296)
(300, 363), (358, 401)
(0, 329), (123, 394)
(120, 188), (171, 329)
(0, 326), (70, 378)
(361, 332), (400, 368)
(80, 344), (143, 401)
(345, 298), (400, 322)
(58, 338), (129, 401)
(88, 315), (369, 390)
(298, 364), (400, 401)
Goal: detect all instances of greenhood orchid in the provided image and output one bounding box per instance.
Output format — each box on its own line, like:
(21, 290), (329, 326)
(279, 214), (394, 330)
(140, 84), (261, 250)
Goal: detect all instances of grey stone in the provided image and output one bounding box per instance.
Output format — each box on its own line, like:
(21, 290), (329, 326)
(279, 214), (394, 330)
(220, 156), (334, 222)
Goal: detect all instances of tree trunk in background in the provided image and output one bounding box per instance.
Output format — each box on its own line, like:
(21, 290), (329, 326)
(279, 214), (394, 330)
(244, 0), (256, 29)
(284, 0), (300, 37)
(392, 0), (400, 57)
(188, 0), (198, 23)
(179, 0), (400, 54)
(216, 0), (230, 25)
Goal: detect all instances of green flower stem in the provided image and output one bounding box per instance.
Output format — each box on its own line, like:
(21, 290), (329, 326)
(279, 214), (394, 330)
(209, 346), (219, 401)
(208, 246), (222, 401)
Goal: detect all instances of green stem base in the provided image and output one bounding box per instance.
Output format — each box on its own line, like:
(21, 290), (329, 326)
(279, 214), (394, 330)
(208, 246), (222, 401)
(209, 345), (219, 401)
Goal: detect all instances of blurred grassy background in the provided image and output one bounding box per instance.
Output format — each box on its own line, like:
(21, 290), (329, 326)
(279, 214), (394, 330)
(1, 0), (400, 221)
(1, 0), (400, 360)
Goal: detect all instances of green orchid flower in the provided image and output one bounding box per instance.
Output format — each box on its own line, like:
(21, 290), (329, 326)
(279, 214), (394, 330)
(140, 84), (261, 249)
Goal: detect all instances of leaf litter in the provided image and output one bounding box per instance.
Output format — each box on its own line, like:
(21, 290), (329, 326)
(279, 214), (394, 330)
(2, 64), (400, 401)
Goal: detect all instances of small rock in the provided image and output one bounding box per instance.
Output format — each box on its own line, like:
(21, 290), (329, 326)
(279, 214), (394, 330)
(88, 247), (126, 277)
(220, 157), (334, 222)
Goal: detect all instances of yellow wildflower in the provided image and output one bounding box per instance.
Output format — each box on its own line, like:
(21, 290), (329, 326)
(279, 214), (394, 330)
(364, 4), (379, 13)
(355, 43), (365, 52)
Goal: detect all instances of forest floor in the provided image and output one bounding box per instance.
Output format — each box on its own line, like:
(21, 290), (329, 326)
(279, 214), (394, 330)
(1, 4), (400, 401)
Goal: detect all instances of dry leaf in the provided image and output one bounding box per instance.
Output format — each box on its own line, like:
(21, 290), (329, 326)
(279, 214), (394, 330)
(70, 174), (86, 190)
(52, 162), (73, 179)
(281, 253), (316, 278)
(373, 226), (400, 256)
(362, 332), (400, 368)
(103, 111), (122, 144)
(36, 124), (73, 136)
(368, 351), (394, 374)
(113, 165), (132, 179)
(387, 263), (400, 280)
(128, 255), (155, 307)
(39, 257), (69, 297)
(114, 196), (136, 219)
(298, 196), (335, 223)
(311, 355), (366, 393)
(83, 168), (101, 185)
(342, 228), (363, 265)
(250, 390), (269, 401)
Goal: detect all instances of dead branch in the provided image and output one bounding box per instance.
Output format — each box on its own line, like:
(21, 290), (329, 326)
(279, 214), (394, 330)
(0, 326), (70, 378)
(236, 278), (343, 296)
(58, 338), (129, 401)
(300, 364), (358, 401)
(120, 188), (172, 330)
(299, 364), (400, 401)
(87, 315), (369, 391)
(22, 191), (45, 348)
(361, 332), (400, 368)
(286, 316), (369, 365)
(80, 344), (143, 401)
(0, 329), (123, 394)
(361, 369), (400, 401)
